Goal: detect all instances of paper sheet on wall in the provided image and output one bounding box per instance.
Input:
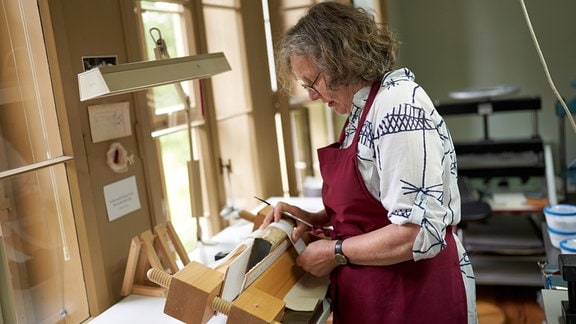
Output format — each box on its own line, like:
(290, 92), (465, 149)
(88, 102), (131, 143)
(103, 176), (141, 222)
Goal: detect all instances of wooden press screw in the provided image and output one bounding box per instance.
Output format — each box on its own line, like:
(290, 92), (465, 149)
(147, 268), (232, 315)
(147, 268), (282, 324)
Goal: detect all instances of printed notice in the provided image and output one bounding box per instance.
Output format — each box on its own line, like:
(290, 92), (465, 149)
(88, 102), (131, 143)
(103, 176), (141, 222)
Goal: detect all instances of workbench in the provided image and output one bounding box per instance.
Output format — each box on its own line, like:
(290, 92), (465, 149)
(90, 197), (325, 323)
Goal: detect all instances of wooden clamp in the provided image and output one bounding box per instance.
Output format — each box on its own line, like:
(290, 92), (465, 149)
(148, 261), (285, 324)
(146, 206), (310, 323)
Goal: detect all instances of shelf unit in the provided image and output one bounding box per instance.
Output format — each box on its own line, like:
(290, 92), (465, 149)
(438, 96), (547, 287)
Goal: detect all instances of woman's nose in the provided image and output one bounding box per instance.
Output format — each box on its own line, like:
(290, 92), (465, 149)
(308, 89), (320, 100)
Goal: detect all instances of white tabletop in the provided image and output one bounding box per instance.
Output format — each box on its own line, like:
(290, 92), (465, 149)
(87, 294), (181, 323)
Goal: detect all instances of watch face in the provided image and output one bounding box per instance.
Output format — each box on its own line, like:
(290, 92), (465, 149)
(335, 254), (348, 265)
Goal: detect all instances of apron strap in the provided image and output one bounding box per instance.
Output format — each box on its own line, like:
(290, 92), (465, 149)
(338, 80), (381, 143)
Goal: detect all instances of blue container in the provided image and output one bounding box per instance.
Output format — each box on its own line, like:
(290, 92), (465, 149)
(560, 238), (576, 254)
(544, 204), (576, 232)
(547, 226), (576, 249)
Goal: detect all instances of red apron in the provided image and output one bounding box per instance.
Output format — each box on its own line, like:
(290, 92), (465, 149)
(317, 82), (467, 323)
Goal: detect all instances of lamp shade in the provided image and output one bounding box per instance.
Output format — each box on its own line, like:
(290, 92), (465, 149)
(78, 52), (231, 101)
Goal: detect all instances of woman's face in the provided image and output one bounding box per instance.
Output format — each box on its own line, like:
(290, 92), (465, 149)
(290, 55), (356, 115)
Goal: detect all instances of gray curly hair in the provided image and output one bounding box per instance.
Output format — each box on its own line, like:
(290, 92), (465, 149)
(276, 2), (400, 93)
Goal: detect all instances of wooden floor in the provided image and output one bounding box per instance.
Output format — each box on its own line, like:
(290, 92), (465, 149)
(477, 285), (545, 324)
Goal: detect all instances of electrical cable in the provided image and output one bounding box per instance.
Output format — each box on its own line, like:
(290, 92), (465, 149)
(518, 0), (576, 134)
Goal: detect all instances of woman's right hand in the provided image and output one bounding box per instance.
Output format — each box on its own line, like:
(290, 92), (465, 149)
(260, 201), (325, 242)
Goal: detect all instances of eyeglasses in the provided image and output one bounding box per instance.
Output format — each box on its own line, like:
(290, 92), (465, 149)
(300, 72), (321, 94)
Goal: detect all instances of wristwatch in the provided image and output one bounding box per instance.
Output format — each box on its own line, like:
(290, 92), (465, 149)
(334, 239), (348, 265)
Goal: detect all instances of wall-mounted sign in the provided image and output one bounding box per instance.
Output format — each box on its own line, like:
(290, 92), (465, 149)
(103, 176), (141, 222)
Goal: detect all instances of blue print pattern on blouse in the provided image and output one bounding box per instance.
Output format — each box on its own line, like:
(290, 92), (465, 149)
(347, 70), (460, 223)
(344, 103), (362, 140)
(359, 69), (460, 258)
(373, 102), (442, 204)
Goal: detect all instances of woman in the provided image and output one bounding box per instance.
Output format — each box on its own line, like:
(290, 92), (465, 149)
(262, 2), (477, 323)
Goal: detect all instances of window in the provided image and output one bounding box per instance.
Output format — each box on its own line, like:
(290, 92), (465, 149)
(137, 0), (204, 250)
(0, 0), (88, 322)
(268, 0), (342, 196)
(135, 0), (283, 243)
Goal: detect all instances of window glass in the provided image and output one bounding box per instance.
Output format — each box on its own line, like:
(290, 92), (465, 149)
(0, 13), (63, 170)
(139, 1), (201, 249)
(0, 167), (86, 323)
(0, 0), (88, 321)
(140, 0), (196, 127)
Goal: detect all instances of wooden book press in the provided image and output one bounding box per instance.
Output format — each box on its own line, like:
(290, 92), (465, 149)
(147, 206), (329, 324)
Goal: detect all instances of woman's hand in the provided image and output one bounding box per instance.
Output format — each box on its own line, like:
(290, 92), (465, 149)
(260, 201), (328, 242)
(296, 239), (338, 277)
(259, 201), (337, 276)
(260, 201), (307, 241)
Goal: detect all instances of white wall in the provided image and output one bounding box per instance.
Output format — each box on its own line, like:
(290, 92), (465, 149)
(387, 0), (576, 174)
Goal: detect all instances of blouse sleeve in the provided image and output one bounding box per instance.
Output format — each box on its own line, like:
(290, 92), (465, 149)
(372, 82), (459, 261)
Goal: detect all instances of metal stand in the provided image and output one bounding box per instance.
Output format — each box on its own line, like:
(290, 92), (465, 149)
(560, 254), (576, 323)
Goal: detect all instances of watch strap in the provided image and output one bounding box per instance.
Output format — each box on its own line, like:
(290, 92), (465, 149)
(334, 239), (348, 265)
(335, 239), (344, 255)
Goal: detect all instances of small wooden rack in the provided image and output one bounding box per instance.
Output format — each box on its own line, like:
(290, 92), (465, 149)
(121, 221), (190, 297)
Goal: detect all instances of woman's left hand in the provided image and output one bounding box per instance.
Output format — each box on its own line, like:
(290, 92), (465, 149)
(296, 239), (339, 277)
